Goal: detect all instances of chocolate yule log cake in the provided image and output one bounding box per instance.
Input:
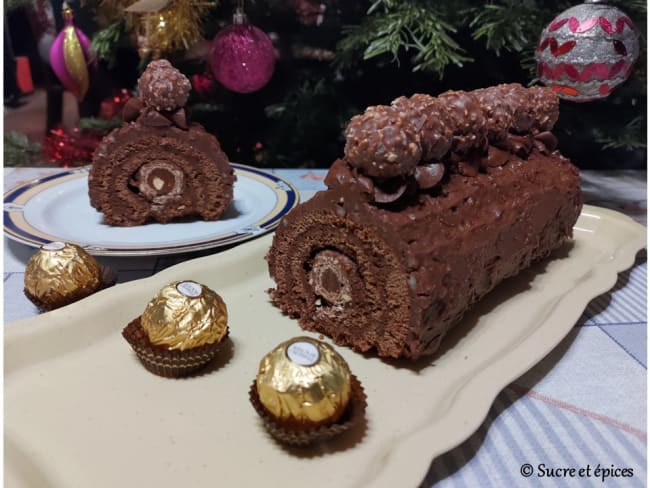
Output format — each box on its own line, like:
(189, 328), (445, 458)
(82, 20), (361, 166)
(88, 59), (235, 226)
(266, 83), (583, 360)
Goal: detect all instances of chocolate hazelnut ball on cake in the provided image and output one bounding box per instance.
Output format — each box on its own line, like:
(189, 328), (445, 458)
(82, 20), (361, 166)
(344, 105), (422, 179)
(137, 59), (191, 111)
(88, 59), (235, 226)
(266, 84), (582, 360)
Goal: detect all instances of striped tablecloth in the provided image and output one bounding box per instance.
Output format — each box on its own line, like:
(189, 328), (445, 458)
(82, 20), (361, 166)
(4, 167), (647, 486)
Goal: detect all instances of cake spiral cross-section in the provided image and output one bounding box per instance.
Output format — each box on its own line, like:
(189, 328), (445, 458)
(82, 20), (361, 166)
(266, 84), (582, 360)
(88, 59), (235, 226)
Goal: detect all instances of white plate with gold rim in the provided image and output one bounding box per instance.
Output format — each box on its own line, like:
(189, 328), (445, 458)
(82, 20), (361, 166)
(4, 205), (645, 488)
(3, 164), (299, 256)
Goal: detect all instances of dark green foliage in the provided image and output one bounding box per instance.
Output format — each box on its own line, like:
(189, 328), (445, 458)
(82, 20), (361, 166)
(4, 132), (42, 167)
(337, 1), (471, 76)
(91, 21), (126, 68)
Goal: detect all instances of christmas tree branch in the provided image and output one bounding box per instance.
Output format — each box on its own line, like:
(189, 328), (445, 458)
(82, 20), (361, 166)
(4, 132), (42, 167)
(468, 1), (542, 54)
(91, 20), (126, 68)
(595, 115), (647, 150)
(78, 117), (123, 132)
(336, 1), (471, 76)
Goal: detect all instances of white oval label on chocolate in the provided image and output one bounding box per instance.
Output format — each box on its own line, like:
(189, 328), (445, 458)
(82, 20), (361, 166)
(42, 241), (66, 251)
(176, 281), (202, 298)
(287, 341), (320, 366)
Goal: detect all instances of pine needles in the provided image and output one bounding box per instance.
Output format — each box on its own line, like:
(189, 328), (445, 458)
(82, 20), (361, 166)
(468, 2), (541, 54)
(336, 1), (471, 77)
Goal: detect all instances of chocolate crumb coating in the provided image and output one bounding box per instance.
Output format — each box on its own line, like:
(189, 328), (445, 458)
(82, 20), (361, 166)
(137, 59), (191, 111)
(528, 86), (560, 132)
(418, 99), (454, 162)
(344, 105), (421, 179)
(268, 85), (582, 359)
(438, 90), (487, 155)
(89, 59), (235, 226)
(473, 86), (516, 139)
(497, 83), (536, 134)
(392, 94), (453, 162)
(391, 94), (433, 131)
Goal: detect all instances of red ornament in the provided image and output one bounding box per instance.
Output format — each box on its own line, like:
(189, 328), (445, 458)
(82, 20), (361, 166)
(535, 2), (640, 102)
(209, 9), (276, 94)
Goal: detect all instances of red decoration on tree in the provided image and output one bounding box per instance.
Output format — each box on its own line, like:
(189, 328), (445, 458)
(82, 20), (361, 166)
(99, 89), (131, 119)
(209, 4), (276, 94)
(43, 128), (103, 167)
(535, 1), (640, 102)
(192, 72), (218, 99)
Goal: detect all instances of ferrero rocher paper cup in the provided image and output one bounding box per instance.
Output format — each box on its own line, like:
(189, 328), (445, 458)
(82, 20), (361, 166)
(122, 318), (227, 378)
(122, 280), (229, 378)
(23, 241), (115, 311)
(250, 337), (366, 446)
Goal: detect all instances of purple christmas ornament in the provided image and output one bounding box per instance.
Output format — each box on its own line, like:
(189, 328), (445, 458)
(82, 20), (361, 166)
(209, 9), (276, 94)
(49, 3), (94, 100)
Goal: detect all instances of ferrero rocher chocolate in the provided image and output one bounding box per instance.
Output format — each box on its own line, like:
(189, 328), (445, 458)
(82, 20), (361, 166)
(255, 337), (352, 429)
(140, 280), (228, 350)
(23, 241), (108, 311)
(122, 280), (230, 378)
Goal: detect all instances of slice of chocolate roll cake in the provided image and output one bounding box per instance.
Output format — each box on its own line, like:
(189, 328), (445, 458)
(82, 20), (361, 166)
(88, 60), (235, 226)
(266, 84), (582, 360)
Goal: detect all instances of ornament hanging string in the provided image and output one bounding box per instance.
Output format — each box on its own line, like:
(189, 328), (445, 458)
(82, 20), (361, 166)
(235, 0), (245, 24)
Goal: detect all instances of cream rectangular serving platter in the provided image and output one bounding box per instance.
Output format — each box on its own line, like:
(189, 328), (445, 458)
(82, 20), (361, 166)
(5, 205), (646, 488)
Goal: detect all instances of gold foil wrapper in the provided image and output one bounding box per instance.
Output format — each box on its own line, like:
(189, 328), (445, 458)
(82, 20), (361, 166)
(255, 337), (352, 428)
(24, 241), (102, 303)
(140, 281), (228, 351)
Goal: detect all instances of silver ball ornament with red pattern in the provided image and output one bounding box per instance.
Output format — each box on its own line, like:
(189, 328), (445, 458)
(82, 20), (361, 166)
(535, 1), (640, 102)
